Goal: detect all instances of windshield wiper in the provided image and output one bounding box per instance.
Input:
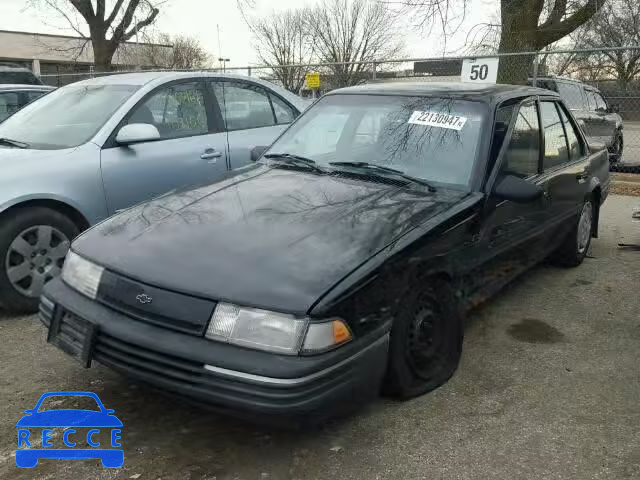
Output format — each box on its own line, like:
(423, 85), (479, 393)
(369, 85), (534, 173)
(0, 137), (28, 149)
(329, 161), (436, 192)
(264, 153), (325, 173)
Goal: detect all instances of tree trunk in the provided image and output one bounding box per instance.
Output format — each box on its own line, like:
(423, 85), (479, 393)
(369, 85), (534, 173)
(92, 39), (117, 72)
(497, 1), (539, 85)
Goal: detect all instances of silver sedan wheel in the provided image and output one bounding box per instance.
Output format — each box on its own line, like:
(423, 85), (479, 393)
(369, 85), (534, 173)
(577, 202), (593, 254)
(4, 225), (70, 298)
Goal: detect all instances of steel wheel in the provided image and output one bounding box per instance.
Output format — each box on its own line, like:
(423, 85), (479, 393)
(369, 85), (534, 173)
(403, 291), (450, 381)
(4, 225), (70, 298)
(577, 201), (593, 254)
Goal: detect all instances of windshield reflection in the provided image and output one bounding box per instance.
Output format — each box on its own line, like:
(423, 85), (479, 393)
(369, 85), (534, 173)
(266, 94), (487, 188)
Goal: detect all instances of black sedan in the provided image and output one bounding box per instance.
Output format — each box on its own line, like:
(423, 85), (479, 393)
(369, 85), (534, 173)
(40, 82), (610, 421)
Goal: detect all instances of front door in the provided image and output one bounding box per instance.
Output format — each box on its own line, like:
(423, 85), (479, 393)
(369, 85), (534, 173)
(100, 80), (229, 214)
(210, 80), (298, 170)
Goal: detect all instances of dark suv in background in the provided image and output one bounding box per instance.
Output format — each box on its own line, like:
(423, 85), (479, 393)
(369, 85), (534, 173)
(532, 77), (624, 162)
(0, 64), (43, 86)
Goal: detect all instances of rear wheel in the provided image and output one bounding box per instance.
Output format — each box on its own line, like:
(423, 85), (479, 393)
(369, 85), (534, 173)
(0, 207), (78, 313)
(383, 280), (463, 399)
(549, 199), (594, 268)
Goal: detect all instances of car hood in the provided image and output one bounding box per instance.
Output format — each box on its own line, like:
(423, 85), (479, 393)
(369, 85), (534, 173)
(16, 410), (122, 428)
(73, 165), (469, 314)
(0, 146), (77, 165)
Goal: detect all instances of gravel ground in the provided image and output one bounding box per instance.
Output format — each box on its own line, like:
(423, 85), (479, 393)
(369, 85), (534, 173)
(1, 194), (639, 480)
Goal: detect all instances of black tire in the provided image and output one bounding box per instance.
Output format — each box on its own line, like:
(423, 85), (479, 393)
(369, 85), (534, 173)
(549, 198), (595, 268)
(608, 130), (623, 163)
(383, 280), (463, 399)
(0, 207), (79, 313)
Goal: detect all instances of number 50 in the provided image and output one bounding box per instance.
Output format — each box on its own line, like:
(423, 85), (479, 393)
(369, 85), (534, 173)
(470, 64), (489, 80)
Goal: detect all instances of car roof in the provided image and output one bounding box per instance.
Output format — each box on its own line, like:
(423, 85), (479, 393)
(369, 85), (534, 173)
(0, 84), (54, 91)
(329, 82), (557, 103)
(69, 71), (308, 110)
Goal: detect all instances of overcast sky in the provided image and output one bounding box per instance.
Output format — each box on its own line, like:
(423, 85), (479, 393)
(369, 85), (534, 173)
(0, 0), (495, 67)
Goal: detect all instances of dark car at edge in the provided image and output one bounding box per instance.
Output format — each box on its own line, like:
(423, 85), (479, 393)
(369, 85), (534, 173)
(40, 82), (610, 422)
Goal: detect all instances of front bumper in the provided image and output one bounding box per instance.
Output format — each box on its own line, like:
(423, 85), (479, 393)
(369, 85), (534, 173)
(40, 279), (389, 421)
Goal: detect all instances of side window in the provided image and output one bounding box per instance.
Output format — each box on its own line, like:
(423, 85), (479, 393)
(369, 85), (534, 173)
(270, 94), (297, 124)
(556, 82), (585, 110)
(594, 92), (607, 111)
(540, 101), (569, 170)
(557, 104), (585, 161)
(0, 92), (20, 121)
(502, 103), (540, 177)
(222, 82), (276, 130)
(127, 82), (208, 140)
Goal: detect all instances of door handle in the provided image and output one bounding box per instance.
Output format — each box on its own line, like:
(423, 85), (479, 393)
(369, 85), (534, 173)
(201, 149), (222, 161)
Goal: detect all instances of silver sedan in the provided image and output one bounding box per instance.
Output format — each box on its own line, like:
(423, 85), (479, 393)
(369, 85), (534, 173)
(0, 71), (308, 312)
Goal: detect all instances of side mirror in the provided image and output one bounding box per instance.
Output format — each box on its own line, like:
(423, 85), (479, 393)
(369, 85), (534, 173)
(609, 104), (619, 113)
(250, 145), (269, 162)
(492, 174), (544, 203)
(576, 118), (586, 129)
(116, 123), (161, 145)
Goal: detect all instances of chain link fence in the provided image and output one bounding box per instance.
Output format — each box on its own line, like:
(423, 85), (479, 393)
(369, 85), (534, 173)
(39, 47), (640, 168)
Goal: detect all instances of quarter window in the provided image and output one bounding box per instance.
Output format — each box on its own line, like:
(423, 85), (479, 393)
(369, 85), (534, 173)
(270, 94), (297, 124)
(557, 104), (585, 161)
(221, 82), (276, 130)
(585, 91), (598, 111)
(540, 101), (569, 170)
(502, 103), (540, 177)
(127, 82), (208, 140)
(0, 92), (21, 121)
(594, 92), (608, 111)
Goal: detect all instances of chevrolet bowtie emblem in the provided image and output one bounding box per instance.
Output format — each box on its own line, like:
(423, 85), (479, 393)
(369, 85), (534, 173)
(136, 293), (153, 305)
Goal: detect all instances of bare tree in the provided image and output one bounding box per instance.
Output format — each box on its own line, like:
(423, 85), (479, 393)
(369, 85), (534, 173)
(247, 9), (314, 93)
(575, 0), (640, 90)
(307, 0), (404, 88)
(29, 0), (162, 71)
(133, 33), (211, 69)
(401, 0), (606, 84)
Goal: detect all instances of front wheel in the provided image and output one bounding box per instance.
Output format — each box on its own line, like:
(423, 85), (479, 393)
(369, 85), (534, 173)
(0, 207), (79, 313)
(549, 199), (595, 268)
(383, 280), (463, 399)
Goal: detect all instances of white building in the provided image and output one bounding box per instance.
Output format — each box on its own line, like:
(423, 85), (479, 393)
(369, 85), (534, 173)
(0, 29), (172, 84)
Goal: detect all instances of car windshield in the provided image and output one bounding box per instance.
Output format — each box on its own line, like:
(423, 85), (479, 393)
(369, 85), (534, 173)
(37, 395), (101, 412)
(0, 84), (139, 149)
(265, 94), (487, 188)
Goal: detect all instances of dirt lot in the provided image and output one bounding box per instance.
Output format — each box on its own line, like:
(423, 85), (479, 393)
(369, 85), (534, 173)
(1, 195), (639, 480)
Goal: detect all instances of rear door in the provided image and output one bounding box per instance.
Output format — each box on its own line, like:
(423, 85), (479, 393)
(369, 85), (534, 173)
(538, 99), (590, 237)
(210, 80), (299, 170)
(100, 80), (229, 214)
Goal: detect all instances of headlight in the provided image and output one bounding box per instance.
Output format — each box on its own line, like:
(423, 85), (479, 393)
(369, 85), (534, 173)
(205, 302), (352, 355)
(61, 251), (104, 299)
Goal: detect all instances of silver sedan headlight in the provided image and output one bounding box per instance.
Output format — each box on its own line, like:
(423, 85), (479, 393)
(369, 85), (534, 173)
(205, 302), (352, 355)
(61, 251), (104, 299)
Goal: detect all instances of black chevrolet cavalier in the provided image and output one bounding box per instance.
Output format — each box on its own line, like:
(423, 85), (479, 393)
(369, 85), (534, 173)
(40, 82), (610, 420)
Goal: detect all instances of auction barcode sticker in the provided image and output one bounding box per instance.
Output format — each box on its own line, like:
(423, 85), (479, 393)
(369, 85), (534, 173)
(408, 111), (467, 131)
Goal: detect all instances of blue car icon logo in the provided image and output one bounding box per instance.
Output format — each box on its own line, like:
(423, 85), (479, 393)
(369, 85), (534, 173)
(15, 391), (123, 468)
